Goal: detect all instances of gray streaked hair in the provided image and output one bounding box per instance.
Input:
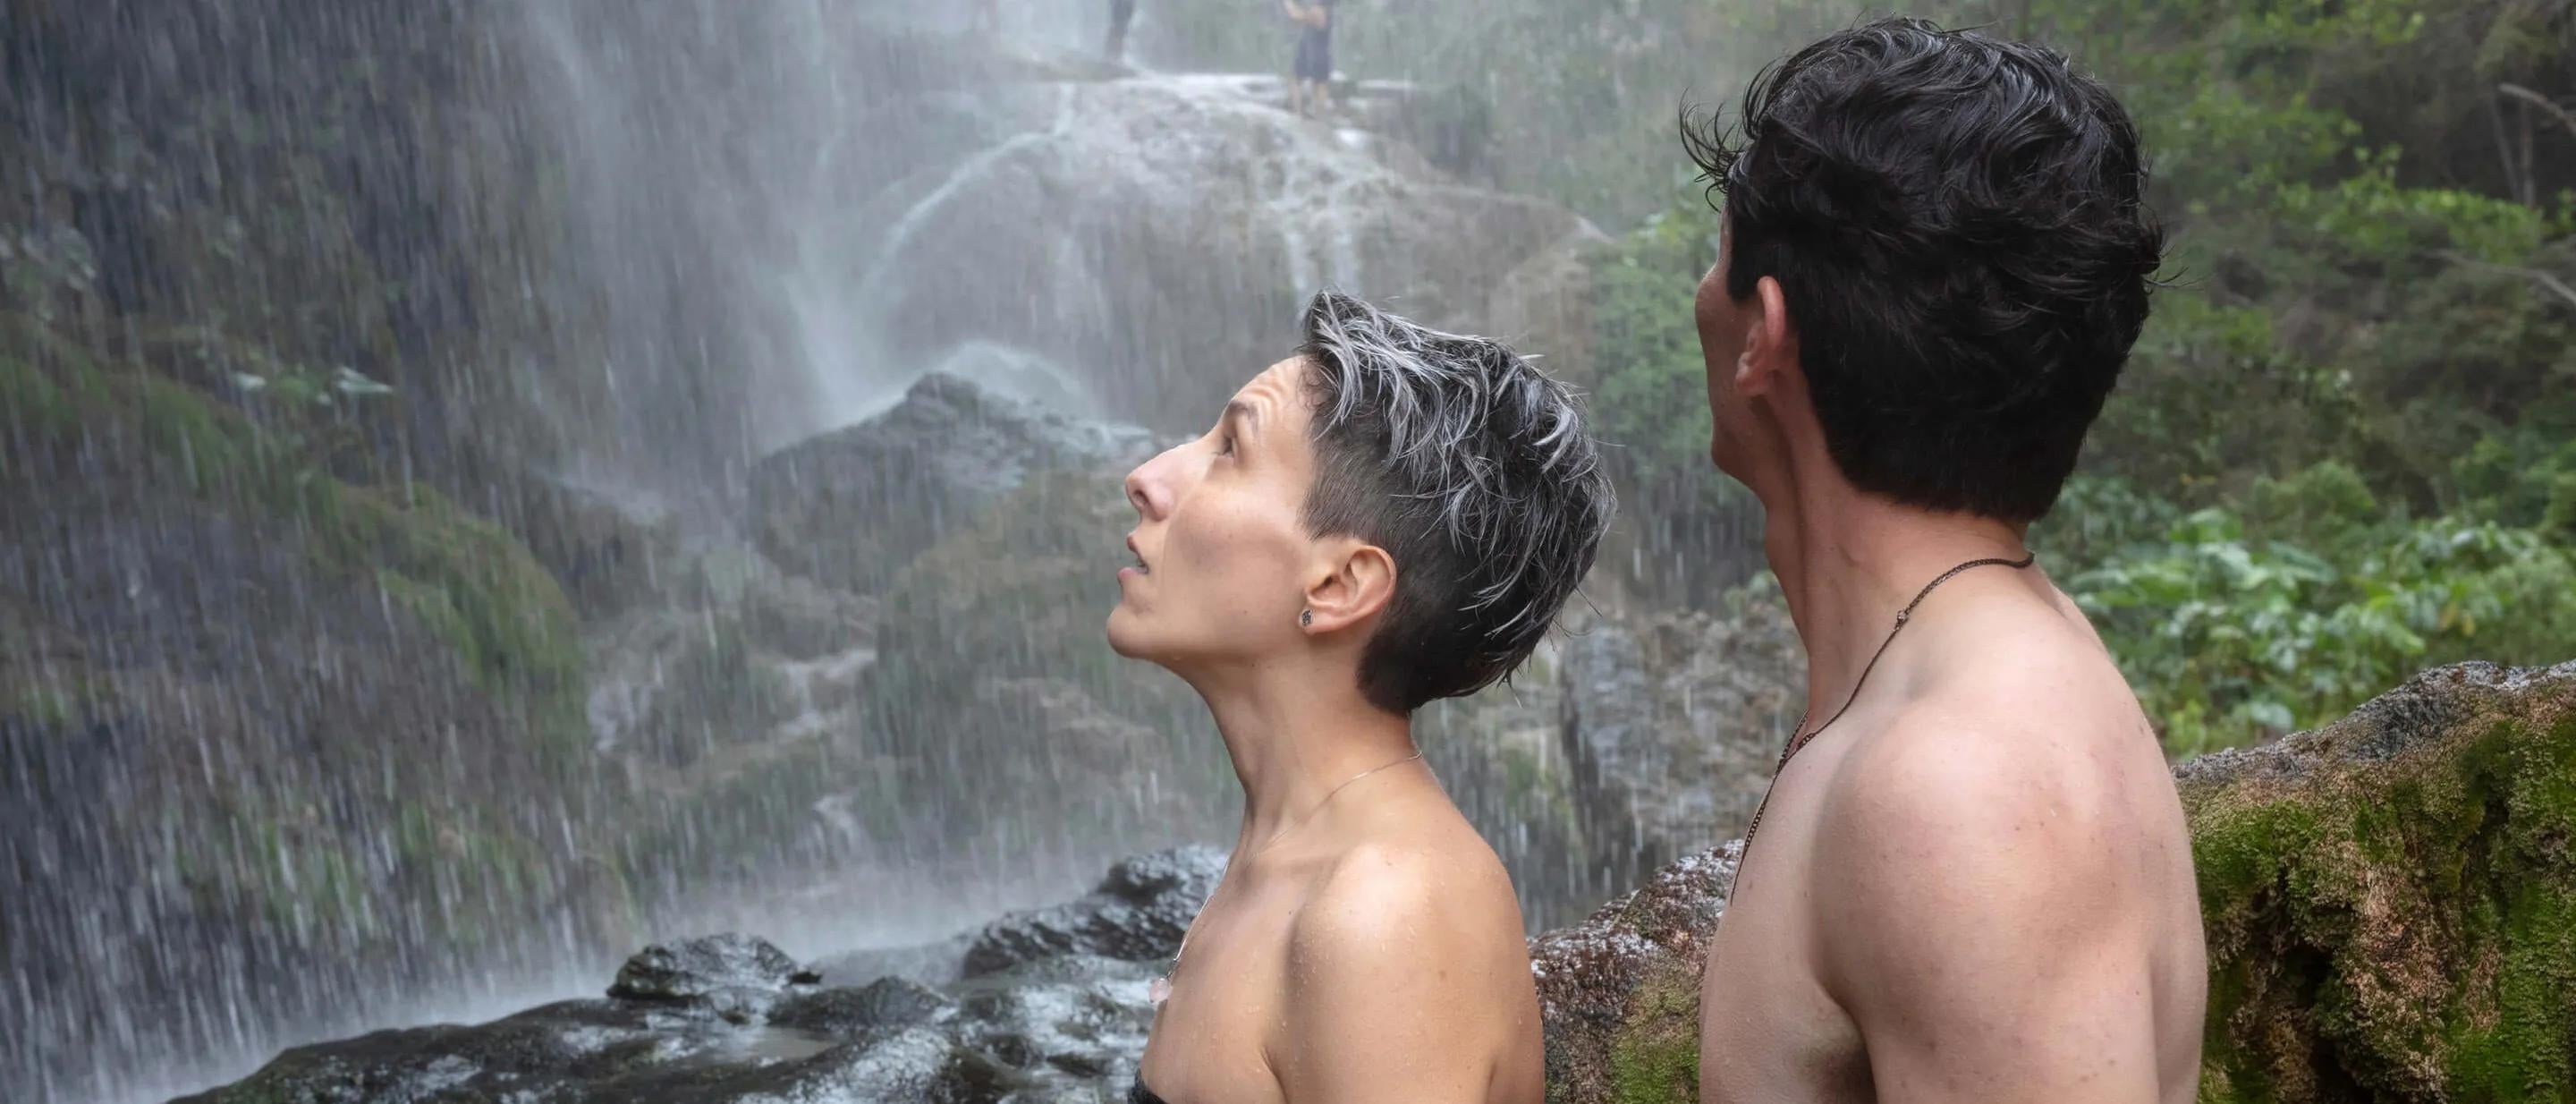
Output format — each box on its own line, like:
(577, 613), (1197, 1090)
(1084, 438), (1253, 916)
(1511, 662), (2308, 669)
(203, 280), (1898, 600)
(1297, 290), (1616, 714)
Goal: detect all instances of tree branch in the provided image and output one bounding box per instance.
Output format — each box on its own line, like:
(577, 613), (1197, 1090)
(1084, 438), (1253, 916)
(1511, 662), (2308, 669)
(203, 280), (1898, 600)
(2438, 249), (2576, 313)
(2498, 83), (2576, 145)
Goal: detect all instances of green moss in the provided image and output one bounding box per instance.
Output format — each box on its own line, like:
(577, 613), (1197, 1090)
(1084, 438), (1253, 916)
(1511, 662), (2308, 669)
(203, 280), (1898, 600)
(1608, 966), (1701, 1104)
(3, 319), (587, 760)
(2192, 709), (2576, 1103)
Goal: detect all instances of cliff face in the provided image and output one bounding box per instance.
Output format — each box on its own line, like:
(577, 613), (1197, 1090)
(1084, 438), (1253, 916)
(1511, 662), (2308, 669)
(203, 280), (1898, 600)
(1530, 660), (2576, 1104)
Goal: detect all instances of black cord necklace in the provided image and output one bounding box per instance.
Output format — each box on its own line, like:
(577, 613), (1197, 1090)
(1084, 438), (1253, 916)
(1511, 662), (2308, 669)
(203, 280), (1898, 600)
(1738, 552), (2038, 853)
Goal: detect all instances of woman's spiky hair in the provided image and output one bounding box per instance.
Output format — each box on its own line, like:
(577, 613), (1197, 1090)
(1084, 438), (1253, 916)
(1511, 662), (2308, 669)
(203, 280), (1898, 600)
(1297, 290), (1616, 714)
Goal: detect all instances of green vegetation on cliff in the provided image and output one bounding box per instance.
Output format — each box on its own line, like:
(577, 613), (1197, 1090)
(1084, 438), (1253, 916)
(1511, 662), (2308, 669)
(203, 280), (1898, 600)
(1, 320), (586, 756)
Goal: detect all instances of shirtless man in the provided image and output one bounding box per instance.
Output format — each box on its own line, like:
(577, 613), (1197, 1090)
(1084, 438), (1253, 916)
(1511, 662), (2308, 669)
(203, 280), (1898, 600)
(1112, 292), (1612, 1104)
(1685, 18), (2207, 1104)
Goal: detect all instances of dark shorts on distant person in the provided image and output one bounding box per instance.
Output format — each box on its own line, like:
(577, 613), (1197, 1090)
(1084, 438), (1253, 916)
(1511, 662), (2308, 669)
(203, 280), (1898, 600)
(1294, 27), (1333, 83)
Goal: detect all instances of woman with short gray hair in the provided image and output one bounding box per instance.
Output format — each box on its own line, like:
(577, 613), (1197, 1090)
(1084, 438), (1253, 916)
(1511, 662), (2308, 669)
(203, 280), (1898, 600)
(1109, 291), (1612, 1104)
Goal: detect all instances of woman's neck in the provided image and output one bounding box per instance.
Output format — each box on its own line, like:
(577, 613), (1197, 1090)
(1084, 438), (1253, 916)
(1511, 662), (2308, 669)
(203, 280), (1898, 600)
(1196, 661), (1419, 855)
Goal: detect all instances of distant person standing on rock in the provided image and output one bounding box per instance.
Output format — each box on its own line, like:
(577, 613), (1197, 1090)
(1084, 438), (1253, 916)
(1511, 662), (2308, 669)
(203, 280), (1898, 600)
(1106, 0), (1136, 61)
(1284, 0), (1335, 118)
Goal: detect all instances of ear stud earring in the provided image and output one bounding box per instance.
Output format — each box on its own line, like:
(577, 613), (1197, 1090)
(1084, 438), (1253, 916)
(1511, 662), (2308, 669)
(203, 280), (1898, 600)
(1300, 609), (1314, 628)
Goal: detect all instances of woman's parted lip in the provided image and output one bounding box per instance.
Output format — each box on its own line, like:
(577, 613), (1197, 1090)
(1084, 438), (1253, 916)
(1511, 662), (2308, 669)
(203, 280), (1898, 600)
(1124, 535), (1150, 573)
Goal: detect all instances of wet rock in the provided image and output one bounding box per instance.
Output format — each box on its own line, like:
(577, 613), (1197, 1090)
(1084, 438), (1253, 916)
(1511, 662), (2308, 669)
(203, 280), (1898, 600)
(853, 73), (1605, 430)
(2182, 660), (2576, 1104)
(811, 935), (974, 990)
(1556, 591), (1802, 894)
(1415, 640), (1604, 930)
(860, 464), (1231, 861)
(963, 846), (1225, 977)
(747, 372), (1157, 595)
(743, 571), (878, 661)
(1530, 843), (1739, 1104)
(773, 976), (957, 1035)
(608, 933), (822, 1006)
(182, 858), (1172, 1103)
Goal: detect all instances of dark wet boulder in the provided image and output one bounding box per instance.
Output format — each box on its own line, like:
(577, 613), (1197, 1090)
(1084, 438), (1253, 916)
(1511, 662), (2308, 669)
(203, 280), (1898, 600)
(747, 372), (1157, 595)
(948, 955), (1161, 1093)
(608, 933), (822, 1004)
(772, 976), (957, 1035)
(177, 856), (1177, 1103)
(962, 845), (1225, 977)
(1555, 591), (1802, 897)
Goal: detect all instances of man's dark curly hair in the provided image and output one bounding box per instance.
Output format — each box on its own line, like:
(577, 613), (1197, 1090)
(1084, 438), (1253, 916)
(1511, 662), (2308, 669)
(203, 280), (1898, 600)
(1685, 15), (2165, 522)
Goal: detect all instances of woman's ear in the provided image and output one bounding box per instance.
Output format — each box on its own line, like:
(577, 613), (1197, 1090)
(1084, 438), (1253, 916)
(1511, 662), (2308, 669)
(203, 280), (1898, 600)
(1302, 539), (1395, 633)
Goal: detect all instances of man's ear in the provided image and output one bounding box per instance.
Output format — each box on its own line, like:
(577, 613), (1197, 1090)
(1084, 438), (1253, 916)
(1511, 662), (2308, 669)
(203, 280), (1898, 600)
(1302, 539), (1396, 634)
(1736, 274), (1799, 398)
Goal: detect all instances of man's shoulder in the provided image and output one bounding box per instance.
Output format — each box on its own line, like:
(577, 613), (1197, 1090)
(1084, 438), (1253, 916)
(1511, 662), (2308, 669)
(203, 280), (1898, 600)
(1818, 645), (2166, 875)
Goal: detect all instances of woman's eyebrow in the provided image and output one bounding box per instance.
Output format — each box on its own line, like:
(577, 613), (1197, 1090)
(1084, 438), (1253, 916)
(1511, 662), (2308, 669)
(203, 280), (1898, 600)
(1225, 399), (1261, 433)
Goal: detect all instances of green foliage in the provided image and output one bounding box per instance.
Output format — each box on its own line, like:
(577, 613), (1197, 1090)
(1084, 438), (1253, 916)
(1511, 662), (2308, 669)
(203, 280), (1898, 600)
(1589, 211), (1716, 486)
(2068, 467), (2576, 754)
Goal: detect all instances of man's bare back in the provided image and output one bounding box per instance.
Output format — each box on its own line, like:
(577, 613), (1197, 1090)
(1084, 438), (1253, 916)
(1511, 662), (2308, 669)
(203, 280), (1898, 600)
(1700, 575), (2206, 1104)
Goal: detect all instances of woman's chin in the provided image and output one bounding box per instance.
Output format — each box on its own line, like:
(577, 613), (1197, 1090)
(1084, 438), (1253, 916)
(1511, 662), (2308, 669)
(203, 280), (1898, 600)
(1104, 607), (1149, 660)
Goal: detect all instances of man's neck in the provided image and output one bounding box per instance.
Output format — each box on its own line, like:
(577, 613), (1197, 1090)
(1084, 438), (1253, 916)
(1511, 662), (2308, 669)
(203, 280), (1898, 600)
(1194, 661), (1419, 857)
(1763, 480), (2032, 735)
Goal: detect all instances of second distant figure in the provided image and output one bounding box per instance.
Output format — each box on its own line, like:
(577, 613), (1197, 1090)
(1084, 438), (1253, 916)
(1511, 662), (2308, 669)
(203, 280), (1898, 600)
(1106, 0), (1136, 62)
(1284, 0), (1336, 117)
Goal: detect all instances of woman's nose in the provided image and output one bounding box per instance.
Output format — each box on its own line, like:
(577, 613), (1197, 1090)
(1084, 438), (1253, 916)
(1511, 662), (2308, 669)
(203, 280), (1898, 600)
(1124, 454), (1172, 521)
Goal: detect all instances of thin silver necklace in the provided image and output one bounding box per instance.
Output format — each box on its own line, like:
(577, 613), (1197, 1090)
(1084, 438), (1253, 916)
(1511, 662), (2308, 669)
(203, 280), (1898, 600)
(1148, 749), (1427, 1006)
(1737, 553), (2037, 854)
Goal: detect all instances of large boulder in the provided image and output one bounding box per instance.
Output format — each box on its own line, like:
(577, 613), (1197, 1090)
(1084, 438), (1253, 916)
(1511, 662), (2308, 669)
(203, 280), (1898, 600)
(2183, 660), (2576, 1103)
(963, 845), (1225, 977)
(1, 338), (625, 1097)
(746, 372), (1157, 595)
(850, 72), (1606, 430)
(1531, 659), (2576, 1104)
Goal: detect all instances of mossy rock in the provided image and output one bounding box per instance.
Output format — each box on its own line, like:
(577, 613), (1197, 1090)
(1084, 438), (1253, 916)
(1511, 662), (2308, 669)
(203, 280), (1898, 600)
(2182, 660), (2576, 1103)
(2, 321), (585, 753)
(1530, 845), (1738, 1104)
